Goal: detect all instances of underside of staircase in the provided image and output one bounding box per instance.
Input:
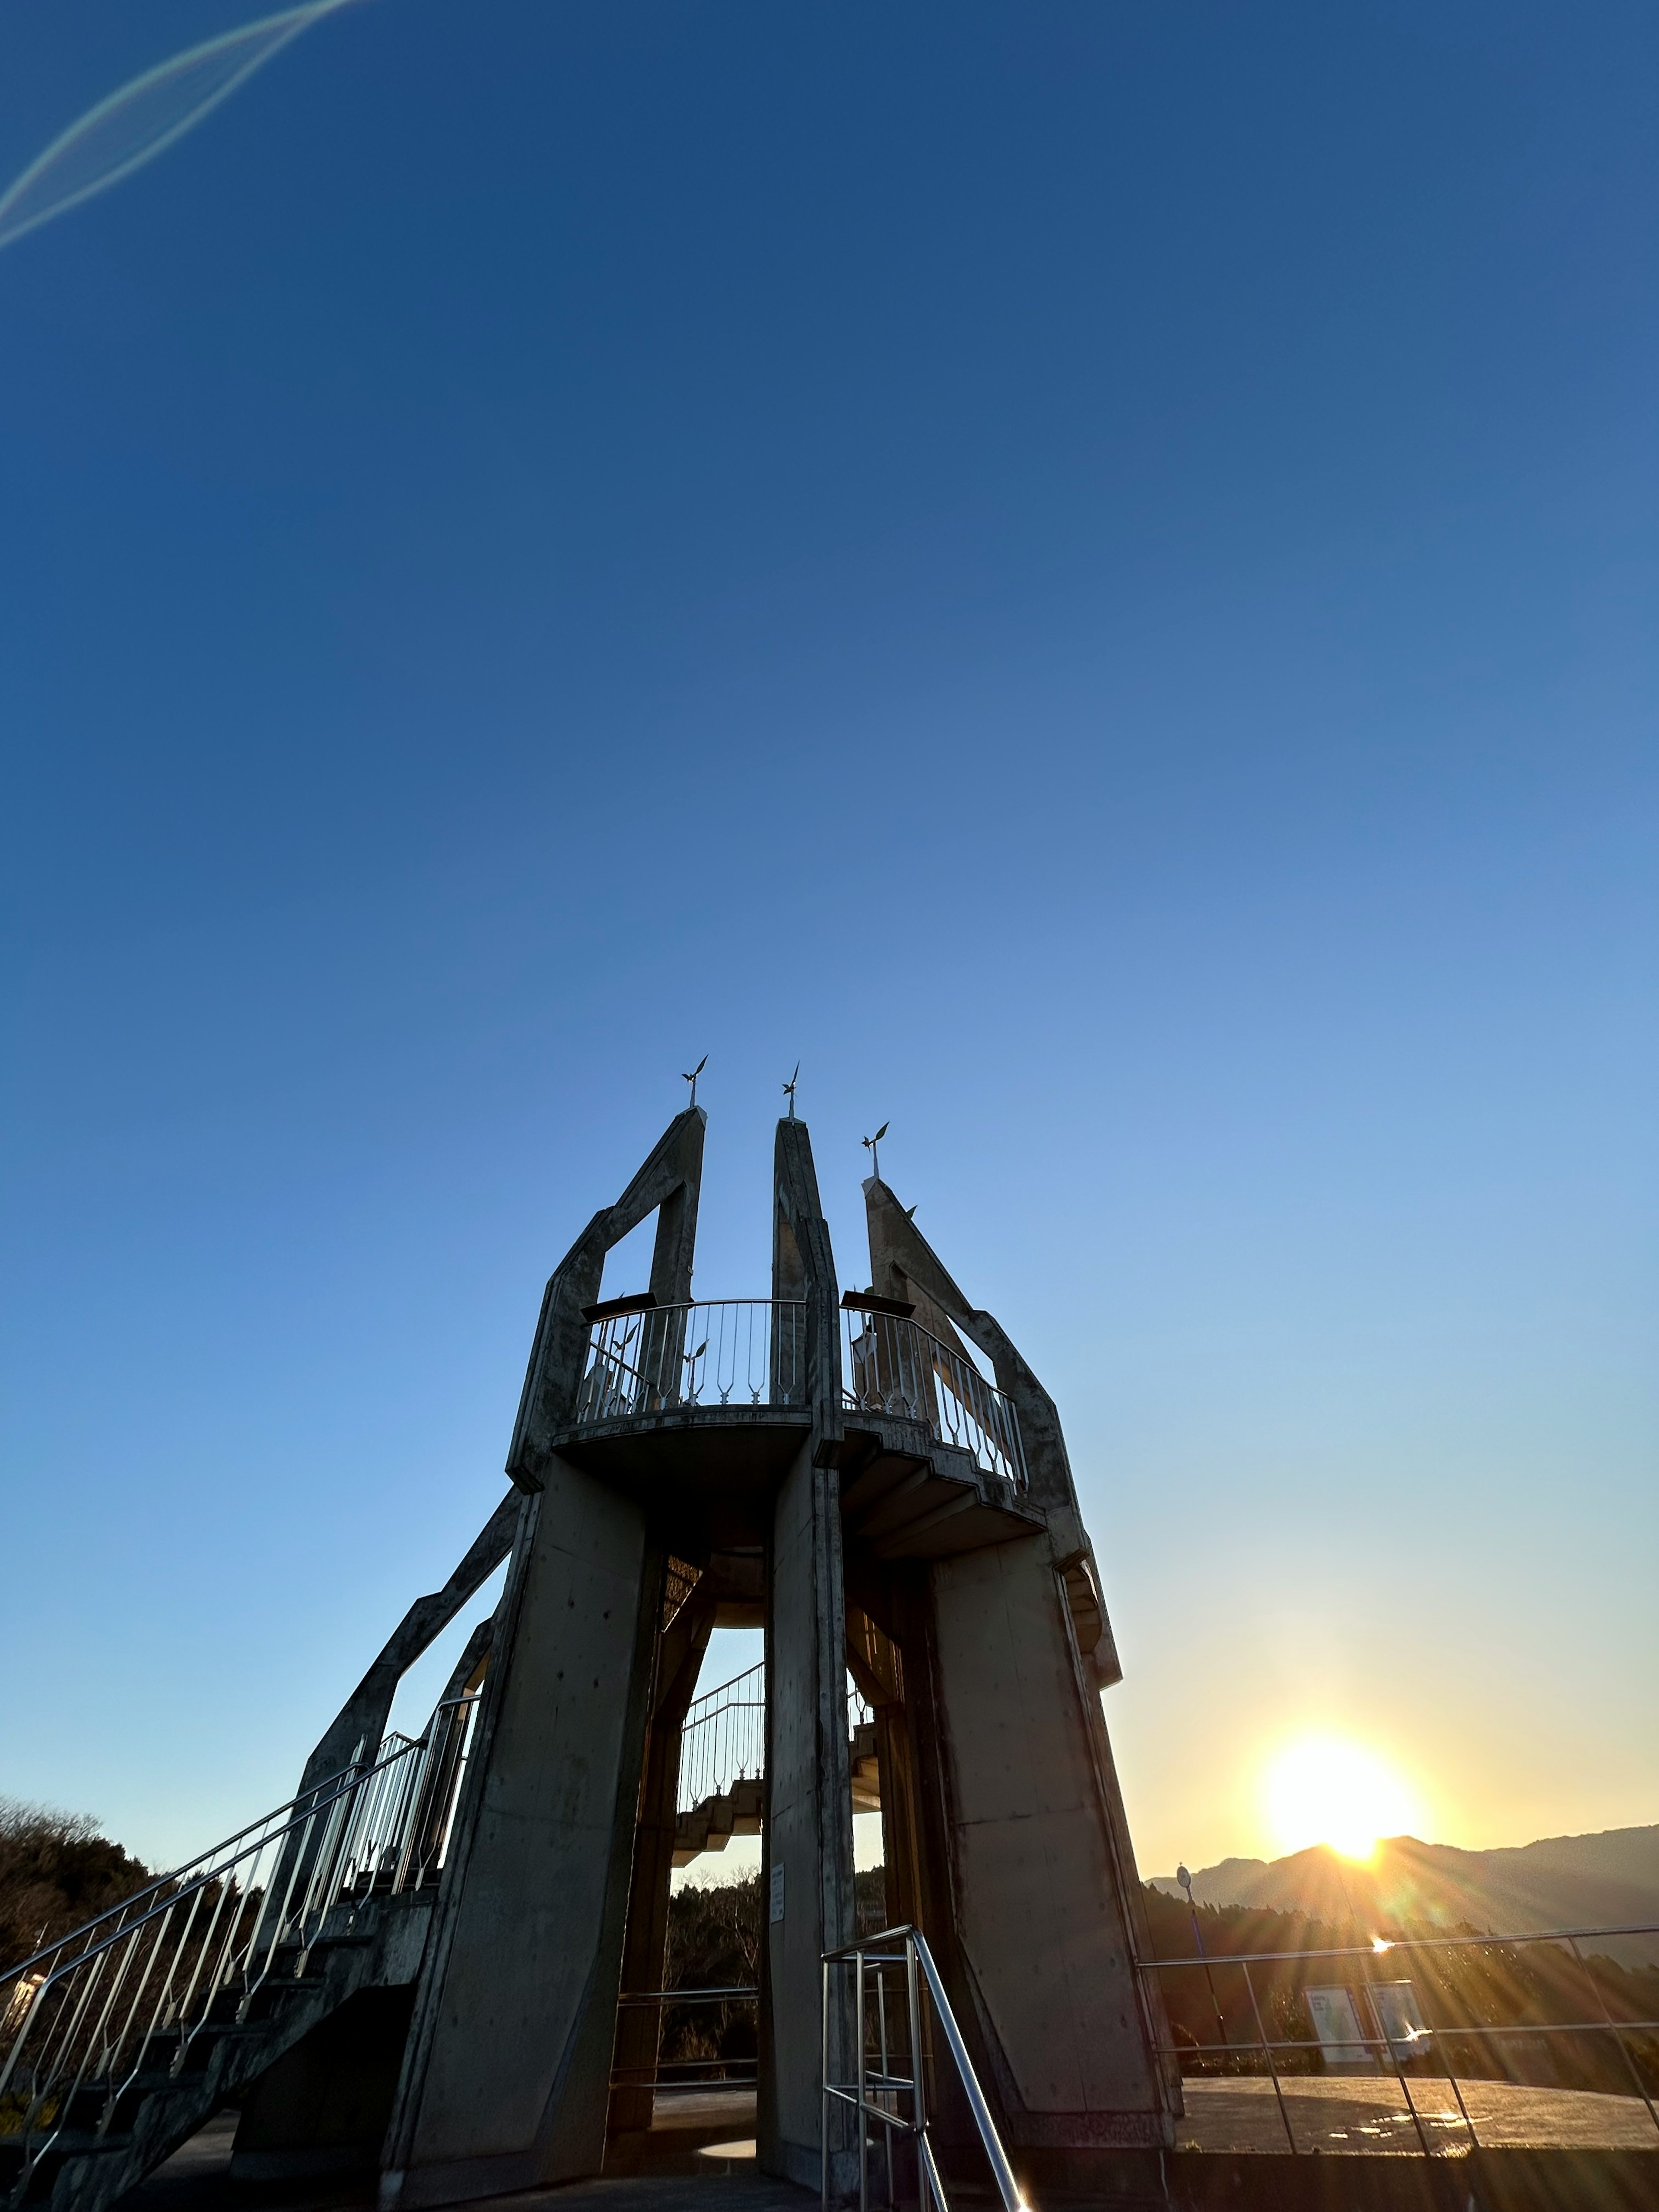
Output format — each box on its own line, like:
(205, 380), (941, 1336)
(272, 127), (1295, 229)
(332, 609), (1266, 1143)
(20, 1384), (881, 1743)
(2, 1892), (431, 2212)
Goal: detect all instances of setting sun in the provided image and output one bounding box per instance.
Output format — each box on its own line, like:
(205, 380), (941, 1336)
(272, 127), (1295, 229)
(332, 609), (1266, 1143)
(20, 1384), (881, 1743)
(1263, 1737), (1420, 1861)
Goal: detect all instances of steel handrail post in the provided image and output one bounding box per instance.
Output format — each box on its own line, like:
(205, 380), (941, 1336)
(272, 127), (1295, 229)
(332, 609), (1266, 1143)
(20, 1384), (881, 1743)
(917, 2129), (952, 2212)
(856, 1948), (867, 2212)
(1566, 1933), (1659, 2139)
(904, 1936), (927, 2212)
(877, 1961), (894, 2210)
(908, 1933), (1022, 2212)
(1239, 1957), (1296, 2155)
(1407, 1947), (1479, 2150)
(821, 1956), (831, 2212)
(1357, 1973), (1434, 2159)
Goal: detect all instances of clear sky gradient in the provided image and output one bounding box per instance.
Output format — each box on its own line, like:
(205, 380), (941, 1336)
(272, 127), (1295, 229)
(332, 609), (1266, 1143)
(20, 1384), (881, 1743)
(2, 0), (1654, 1879)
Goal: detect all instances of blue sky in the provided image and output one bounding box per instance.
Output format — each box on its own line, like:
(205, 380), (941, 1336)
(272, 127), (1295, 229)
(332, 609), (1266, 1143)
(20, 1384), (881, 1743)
(2, 0), (1654, 1877)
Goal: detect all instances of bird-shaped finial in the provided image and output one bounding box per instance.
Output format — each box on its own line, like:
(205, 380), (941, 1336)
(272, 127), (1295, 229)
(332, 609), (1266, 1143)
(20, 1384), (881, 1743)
(861, 1122), (889, 1181)
(682, 1054), (707, 1109)
(783, 1063), (799, 1119)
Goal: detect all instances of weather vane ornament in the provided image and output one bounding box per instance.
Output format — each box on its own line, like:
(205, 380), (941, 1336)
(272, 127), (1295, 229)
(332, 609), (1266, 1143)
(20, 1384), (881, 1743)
(861, 1121), (889, 1181)
(783, 1063), (799, 1119)
(681, 1055), (707, 1110)
(0, 0), (366, 255)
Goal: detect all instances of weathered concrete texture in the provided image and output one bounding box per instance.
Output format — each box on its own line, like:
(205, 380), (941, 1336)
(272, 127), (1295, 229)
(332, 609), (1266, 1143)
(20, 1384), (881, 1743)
(925, 1539), (1171, 2145)
(508, 1109), (706, 1493)
(758, 1119), (855, 2196)
(231, 1987), (417, 2180)
(853, 1175), (1180, 2168)
(383, 1456), (660, 2207)
(608, 1598), (718, 2157)
(760, 1436), (855, 2190)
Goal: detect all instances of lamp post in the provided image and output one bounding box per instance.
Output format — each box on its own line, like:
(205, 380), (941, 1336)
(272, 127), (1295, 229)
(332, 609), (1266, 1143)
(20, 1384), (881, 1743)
(1177, 1862), (1231, 2067)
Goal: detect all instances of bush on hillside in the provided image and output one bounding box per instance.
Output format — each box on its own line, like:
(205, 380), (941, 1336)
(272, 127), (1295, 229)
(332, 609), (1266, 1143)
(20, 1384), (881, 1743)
(0, 1801), (154, 1971)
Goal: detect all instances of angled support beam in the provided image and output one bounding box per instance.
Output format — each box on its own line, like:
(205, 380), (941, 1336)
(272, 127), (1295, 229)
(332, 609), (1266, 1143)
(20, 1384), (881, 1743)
(296, 1489), (523, 1800)
(860, 1174), (1119, 1681)
(507, 1108), (706, 1490)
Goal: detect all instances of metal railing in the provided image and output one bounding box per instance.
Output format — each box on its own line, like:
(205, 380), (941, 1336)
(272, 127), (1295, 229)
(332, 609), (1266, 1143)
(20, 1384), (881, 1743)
(678, 1664), (766, 1813)
(0, 1694), (480, 2198)
(842, 1311), (1026, 1489)
(575, 1300), (805, 1424)
(676, 1667), (877, 1820)
(613, 1986), (760, 2098)
(823, 1925), (1023, 2212)
(1137, 1921), (1659, 2158)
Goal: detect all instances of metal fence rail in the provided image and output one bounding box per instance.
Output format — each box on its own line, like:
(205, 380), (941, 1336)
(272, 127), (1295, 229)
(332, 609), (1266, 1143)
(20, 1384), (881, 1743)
(0, 1693), (480, 2200)
(613, 1986), (760, 2097)
(840, 1310), (1026, 1489)
(575, 1300), (804, 1424)
(1138, 1920), (1659, 2158)
(823, 1925), (1022, 2212)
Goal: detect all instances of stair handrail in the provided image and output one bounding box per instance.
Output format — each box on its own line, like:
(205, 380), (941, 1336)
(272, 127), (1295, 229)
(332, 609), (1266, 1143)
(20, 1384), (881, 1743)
(0, 1732), (422, 1996)
(0, 1725), (433, 2174)
(822, 1923), (1024, 2212)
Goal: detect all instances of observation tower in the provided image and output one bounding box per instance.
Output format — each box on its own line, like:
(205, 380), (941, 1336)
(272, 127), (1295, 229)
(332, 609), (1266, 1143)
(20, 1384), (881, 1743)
(0, 1106), (1177, 2212)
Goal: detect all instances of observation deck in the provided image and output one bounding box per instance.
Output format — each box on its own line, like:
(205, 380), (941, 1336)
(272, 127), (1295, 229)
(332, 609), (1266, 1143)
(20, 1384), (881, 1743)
(551, 1293), (1041, 1562)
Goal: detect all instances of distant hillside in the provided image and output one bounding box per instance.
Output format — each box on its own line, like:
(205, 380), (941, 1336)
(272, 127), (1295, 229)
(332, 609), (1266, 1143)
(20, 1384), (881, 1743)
(1150, 1825), (1659, 1968)
(0, 1801), (154, 1968)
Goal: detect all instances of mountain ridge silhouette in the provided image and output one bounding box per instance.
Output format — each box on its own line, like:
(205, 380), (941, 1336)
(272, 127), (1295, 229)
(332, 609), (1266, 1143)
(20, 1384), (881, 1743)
(1150, 1824), (1659, 1967)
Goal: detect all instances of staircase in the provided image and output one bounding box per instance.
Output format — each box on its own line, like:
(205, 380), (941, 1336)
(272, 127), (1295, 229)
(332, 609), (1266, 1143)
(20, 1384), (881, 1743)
(671, 1665), (880, 1865)
(0, 1704), (472, 2212)
(672, 1778), (766, 1867)
(836, 1423), (1040, 1563)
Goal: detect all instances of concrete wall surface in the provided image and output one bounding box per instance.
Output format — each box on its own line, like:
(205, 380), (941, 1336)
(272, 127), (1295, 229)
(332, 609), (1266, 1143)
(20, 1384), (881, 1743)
(760, 1435), (856, 2190)
(929, 1538), (1172, 2146)
(386, 1453), (658, 2207)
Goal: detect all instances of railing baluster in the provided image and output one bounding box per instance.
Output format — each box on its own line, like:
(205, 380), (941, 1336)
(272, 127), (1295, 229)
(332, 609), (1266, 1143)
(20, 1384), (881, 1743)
(0, 1719), (457, 2204)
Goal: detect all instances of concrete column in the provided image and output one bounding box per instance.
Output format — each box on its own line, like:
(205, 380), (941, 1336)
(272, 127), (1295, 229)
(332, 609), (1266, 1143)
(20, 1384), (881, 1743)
(758, 1118), (856, 2194)
(381, 1457), (661, 2206)
(606, 1598), (716, 2159)
(925, 1538), (1173, 2155)
(760, 1435), (857, 2188)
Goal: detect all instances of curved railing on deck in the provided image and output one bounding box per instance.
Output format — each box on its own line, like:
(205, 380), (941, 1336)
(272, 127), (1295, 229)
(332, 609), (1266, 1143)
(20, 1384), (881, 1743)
(841, 1305), (1027, 1489)
(573, 1298), (805, 1423)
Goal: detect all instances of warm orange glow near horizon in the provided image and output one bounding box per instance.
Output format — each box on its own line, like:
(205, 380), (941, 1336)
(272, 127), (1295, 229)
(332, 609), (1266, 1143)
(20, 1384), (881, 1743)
(1262, 1736), (1421, 1862)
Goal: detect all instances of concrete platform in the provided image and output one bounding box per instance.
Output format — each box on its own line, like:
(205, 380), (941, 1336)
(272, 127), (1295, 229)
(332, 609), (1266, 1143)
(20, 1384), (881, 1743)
(1177, 2073), (1659, 2153)
(114, 2080), (1659, 2212)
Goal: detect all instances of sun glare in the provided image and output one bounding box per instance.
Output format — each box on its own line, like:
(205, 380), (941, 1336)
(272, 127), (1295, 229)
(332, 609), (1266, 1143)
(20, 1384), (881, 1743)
(1263, 1737), (1419, 1862)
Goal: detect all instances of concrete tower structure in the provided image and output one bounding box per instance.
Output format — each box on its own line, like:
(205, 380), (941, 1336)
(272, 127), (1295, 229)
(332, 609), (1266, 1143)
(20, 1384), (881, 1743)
(0, 1103), (1175, 2212)
(375, 1103), (1176, 2203)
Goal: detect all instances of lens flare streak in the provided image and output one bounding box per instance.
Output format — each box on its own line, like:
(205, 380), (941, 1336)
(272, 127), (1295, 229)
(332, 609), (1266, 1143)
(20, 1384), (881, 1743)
(0, 0), (362, 254)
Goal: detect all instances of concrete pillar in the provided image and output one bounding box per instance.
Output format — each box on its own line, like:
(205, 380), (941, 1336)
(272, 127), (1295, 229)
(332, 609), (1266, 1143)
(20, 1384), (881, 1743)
(852, 1180), (1179, 2178)
(381, 1109), (710, 2208)
(926, 1540), (1170, 2148)
(606, 1596), (716, 2160)
(381, 1459), (662, 2206)
(758, 1118), (856, 2193)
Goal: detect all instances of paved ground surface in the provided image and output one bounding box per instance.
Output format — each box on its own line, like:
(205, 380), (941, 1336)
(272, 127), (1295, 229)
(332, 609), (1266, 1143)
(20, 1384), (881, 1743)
(117, 2077), (1658, 2207)
(1177, 2074), (1659, 2153)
